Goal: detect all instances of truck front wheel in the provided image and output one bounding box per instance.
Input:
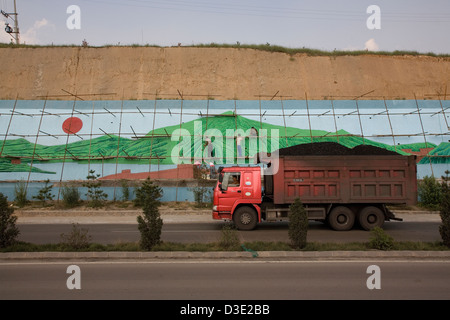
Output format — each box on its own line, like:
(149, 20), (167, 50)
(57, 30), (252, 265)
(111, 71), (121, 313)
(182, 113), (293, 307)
(358, 206), (385, 230)
(233, 206), (258, 231)
(328, 206), (355, 231)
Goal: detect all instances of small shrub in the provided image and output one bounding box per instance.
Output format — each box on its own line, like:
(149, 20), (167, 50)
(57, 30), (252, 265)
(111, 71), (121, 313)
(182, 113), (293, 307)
(191, 186), (213, 208)
(134, 177), (162, 207)
(368, 227), (395, 250)
(418, 176), (442, 210)
(61, 185), (81, 208)
(120, 179), (130, 202)
(59, 223), (92, 250)
(0, 193), (20, 248)
(33, 179), (54, 206)
(190, 164), (213, 208)
(83, 170), (108, 208)
(136, 178), (163, 250)
(218, 224), (241, 250)
(439, 171), (450, 247)
(288, 197), (308, 249)
(14, 180), (29, 208)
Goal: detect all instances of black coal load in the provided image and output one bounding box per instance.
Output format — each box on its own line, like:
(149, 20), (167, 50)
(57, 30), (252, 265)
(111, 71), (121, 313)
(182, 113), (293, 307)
(278, 142), (398, 156)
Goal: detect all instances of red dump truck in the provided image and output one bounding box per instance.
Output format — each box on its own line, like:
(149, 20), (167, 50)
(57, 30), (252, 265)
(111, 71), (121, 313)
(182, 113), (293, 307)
(212, 142), (417, 231)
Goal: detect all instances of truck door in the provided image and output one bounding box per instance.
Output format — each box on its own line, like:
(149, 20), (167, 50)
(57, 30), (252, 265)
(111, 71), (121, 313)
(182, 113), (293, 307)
(217, 172), (242, 212)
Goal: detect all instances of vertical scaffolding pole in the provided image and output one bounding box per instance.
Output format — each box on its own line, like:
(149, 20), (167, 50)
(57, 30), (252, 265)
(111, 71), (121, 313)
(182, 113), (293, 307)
(26, 94), (48, 190)
(280, 96), (288, 147)
(233, 99), (237, 130)
(305, 92), (313, 142)
(0, 95), (18, 157)
(383, 98), (397, 152)
(149, 93), (158, 173)
(354, 99), (365, 145)
(415, 94), (434, 176)
(113, 95), (124, 200)
(437, 95), (449, 129)
(258, 96), (263, 132)
(87, 101), (96, 173)
(175, 91), (184, 202)
(330, 98), (339, 143)
(57, 94), (78, 201)
(205, 99), (210, 131)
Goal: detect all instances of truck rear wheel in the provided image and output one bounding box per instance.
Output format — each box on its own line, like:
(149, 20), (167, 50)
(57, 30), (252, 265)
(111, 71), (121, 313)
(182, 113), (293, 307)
(233, 206), (258, 231)
(328, 206), (355, 231)
(358, 206), (385, 230)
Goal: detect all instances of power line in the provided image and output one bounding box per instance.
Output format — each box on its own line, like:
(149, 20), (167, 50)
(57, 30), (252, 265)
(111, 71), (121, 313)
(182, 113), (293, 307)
(81, 0), (450, 23)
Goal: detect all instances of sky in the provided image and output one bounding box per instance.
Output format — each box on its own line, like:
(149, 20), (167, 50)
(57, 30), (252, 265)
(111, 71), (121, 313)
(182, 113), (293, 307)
(0, 0), (449, 53)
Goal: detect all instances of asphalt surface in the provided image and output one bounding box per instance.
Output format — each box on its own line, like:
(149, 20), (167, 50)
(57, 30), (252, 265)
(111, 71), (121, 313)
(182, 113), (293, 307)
(2, 261), (450, 300)
(2, 209), (449, 261)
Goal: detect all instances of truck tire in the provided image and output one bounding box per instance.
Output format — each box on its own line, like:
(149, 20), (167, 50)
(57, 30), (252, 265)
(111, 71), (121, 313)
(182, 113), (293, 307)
(328, 206), (355, 231)
(233, 206), (258, 231)
(358, 206), (385, 231)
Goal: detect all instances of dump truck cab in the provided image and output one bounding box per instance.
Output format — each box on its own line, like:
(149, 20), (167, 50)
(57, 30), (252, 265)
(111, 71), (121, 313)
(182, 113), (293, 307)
(212, 166), (262, 230)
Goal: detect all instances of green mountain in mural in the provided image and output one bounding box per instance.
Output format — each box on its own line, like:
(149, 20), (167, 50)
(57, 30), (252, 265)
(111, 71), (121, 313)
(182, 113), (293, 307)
(0, 136), (131, 161)
(0, 158), (55, 174)
(1, 111), (442, 173)
(419, 142), (450, 164)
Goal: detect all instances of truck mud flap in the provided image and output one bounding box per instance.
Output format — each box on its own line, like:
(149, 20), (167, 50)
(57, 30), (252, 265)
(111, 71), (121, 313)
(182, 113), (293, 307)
(383, 205), (403, 221)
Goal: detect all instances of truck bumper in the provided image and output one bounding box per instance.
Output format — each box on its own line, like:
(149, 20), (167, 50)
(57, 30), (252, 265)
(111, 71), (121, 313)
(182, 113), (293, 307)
(212, 211), (232, 221)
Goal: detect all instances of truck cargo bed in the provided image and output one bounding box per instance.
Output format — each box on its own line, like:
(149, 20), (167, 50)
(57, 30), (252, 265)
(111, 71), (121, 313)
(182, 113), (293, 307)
(267, 154), (417, 206)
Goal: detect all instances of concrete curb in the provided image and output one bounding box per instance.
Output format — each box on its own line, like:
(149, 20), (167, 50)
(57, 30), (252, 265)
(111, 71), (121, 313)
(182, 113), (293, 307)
(1, 250), (450, 261)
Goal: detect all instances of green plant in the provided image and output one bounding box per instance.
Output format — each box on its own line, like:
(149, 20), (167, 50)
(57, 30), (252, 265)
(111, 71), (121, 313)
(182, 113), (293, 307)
(83, 170), (108, 208)
(439, 170), (450, 247)
(14, 180), (29, 208)
(218, 224), (241, 250)
(190, 164), (213, 208)
(61, 184), (81, 208)
(59, 223), (92, 250)
(136, 178), (163, 250)
(32, 179), (54, 206)
(368, 227), (395, 250)
(0, 193), (20, 248)
(418, 176), (442, 210)
(191, 186), (213, 208)
(120, 179), (130, 202)
(288, 197), (308, 249)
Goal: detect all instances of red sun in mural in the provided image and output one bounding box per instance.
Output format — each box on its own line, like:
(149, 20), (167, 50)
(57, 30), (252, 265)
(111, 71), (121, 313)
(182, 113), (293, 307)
(62, 117), (83, 134)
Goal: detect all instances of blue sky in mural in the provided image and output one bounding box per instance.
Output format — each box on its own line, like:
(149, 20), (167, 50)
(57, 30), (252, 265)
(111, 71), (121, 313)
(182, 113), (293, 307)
(1, 0), (449, 53)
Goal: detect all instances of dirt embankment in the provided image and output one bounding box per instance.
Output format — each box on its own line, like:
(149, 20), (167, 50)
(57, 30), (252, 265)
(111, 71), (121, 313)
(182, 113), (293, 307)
(0, 46), (449, 100)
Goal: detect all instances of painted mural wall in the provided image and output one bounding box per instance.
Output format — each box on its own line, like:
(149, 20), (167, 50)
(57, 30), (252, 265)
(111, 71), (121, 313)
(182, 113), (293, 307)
(0, 99), (449, 200)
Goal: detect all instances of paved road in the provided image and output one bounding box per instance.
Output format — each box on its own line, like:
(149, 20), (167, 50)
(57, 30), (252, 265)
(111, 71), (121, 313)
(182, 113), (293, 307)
(1, 260), (449, 301)
(17, 216), (442, 244)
